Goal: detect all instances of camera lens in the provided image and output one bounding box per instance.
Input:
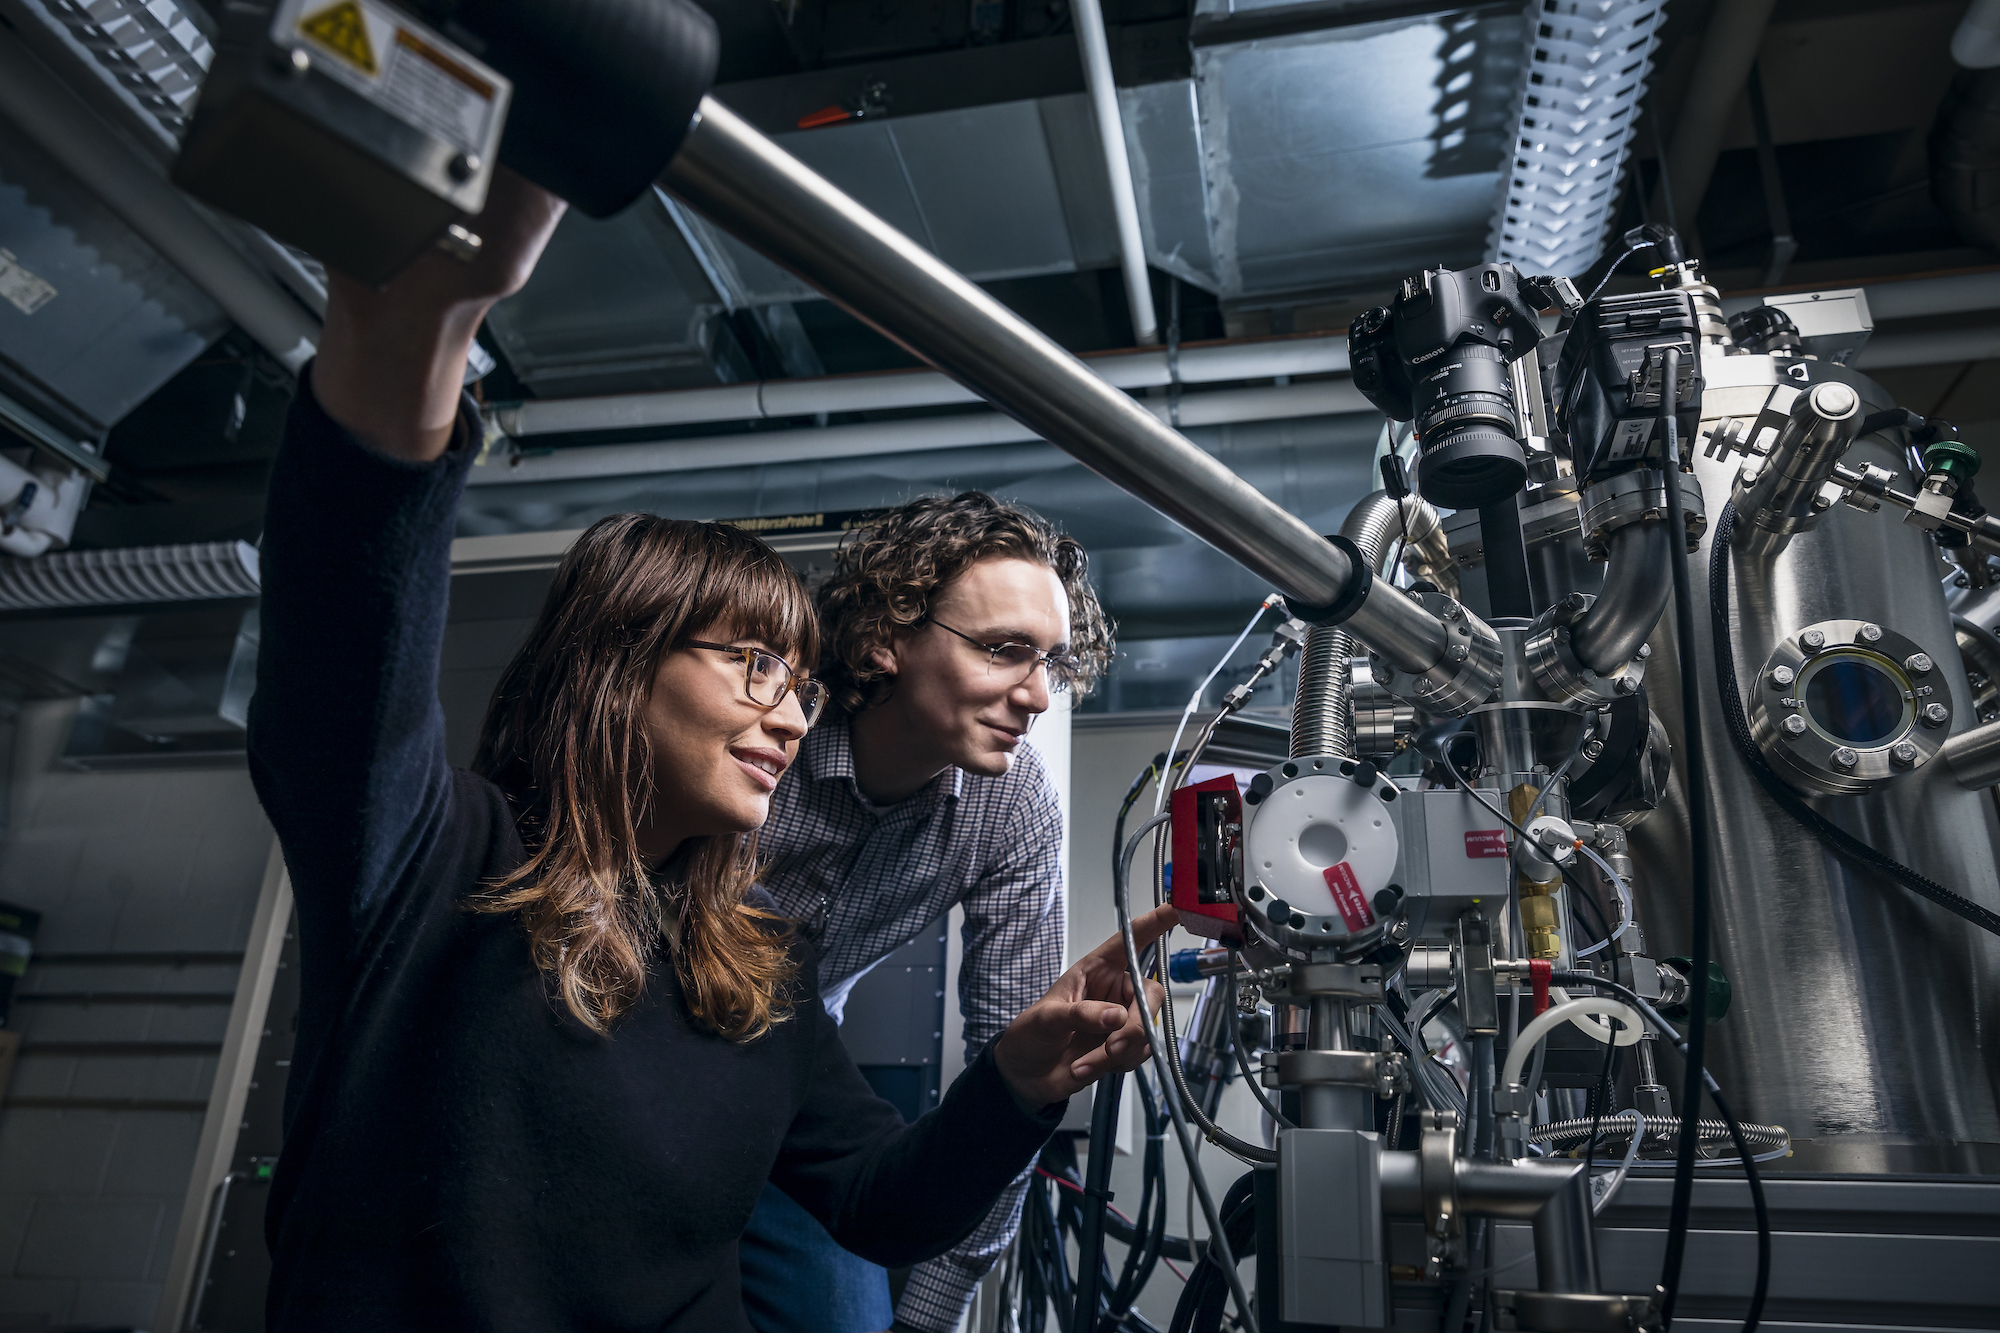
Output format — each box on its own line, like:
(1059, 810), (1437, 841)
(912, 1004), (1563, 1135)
(1412, 342), (1527, 508)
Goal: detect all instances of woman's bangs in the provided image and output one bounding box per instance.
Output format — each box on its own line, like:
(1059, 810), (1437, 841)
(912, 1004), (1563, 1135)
(692, 533), (820, 669)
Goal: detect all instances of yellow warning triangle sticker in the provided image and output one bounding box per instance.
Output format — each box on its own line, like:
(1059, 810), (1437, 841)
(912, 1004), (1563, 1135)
(299, 0), (377, 76)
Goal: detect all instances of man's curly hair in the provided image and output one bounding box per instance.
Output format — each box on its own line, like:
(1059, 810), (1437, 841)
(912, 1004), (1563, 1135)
(817, 491), (1114, 716)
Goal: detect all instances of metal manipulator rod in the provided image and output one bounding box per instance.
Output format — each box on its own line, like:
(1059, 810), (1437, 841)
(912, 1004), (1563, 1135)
(658, 97), (1503, 710)
(1824, 460), (2000, 557)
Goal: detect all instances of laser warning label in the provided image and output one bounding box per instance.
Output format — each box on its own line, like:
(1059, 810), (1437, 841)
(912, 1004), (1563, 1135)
(298, 1), (376, 75)
(276, 0), (510, 162)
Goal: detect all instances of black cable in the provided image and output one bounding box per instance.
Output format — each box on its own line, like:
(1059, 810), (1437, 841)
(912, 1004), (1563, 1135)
(1167, 1173), (1259, 1333)
(1708, 1086), (1771, 1333)
(1582, 1016), (1623, 1173)
(1551, 970), (1771, 1333)
(1709, 502), (2000, 937)
(1653, 345), (1712, 1332)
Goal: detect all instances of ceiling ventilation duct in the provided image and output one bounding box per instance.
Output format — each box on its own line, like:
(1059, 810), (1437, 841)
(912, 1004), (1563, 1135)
(0, 539), (258, 610)
(34, 0), (216, 139)
(1488, 0), (1668, 277)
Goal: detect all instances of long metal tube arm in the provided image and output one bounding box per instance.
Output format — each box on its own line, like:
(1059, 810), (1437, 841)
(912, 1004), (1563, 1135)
(659, 97), (1453, 673)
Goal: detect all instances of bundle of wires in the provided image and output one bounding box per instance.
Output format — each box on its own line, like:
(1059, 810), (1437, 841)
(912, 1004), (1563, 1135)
(1016, 1087), (1190, 1333)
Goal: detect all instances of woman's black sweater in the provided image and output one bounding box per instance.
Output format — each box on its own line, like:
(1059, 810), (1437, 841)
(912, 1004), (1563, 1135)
(245, 373), (1061, 1332)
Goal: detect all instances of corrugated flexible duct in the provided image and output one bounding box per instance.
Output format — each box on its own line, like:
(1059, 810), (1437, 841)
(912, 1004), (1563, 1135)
(0, 540), (259, 610)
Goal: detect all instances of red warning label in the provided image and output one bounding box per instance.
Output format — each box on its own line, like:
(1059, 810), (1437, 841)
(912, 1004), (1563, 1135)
(1465, 829), (1509, 859)
(1323, 862), (1375, 933)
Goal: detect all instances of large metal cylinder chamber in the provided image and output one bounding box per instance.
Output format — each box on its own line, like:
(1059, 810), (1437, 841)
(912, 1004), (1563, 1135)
(1628, 350), (2000, 1172)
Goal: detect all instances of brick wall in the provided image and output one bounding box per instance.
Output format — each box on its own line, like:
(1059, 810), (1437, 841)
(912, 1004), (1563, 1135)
(0, 700), (274, 1331)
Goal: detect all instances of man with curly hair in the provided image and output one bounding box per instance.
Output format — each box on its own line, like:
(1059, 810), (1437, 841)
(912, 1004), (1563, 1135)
(740, 491), (1114, 1333)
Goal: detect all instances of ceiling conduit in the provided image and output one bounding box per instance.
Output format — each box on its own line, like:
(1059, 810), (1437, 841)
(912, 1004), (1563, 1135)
(473, 378), (1371, 486)
(1074, 0), (1157, 345)
(488, 334), (1350, 437)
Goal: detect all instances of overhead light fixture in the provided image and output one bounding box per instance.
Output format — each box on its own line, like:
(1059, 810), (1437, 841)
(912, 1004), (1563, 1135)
(1489, 0), (1670, 278)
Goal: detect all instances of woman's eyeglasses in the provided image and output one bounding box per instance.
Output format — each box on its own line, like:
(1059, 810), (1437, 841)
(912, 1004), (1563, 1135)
(687, 641), (828, 728)
(927, 619), (1082, 694)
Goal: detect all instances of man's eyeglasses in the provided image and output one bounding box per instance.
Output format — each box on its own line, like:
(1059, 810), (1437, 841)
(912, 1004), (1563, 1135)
(928, 619), (1082, 694)
(687, 640), (828, 728)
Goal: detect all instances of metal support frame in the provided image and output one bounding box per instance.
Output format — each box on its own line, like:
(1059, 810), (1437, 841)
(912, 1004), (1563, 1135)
(154, 843), (294, 1333)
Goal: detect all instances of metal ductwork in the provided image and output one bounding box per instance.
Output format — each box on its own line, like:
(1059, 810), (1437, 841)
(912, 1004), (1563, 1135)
(0, 539), (259, 610)
(1488, 0), (1669, 277)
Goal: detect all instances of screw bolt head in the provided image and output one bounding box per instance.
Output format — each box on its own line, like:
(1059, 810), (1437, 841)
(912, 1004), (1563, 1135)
(1802, 629), (1826, 650)
(1782, 714), (1808, 736)
(1831, 747), (1859, 770)
(1859, 623), (1883, 642)
(1905, 653), (1934, 675)
(448, 152), (481, 182)
(1770, 666), (1796, 688)
(1615, 675), (1640, 695)
(1637, 644), (1652, 659)
(1922, 702), (1951, 727)
(1890, 741), (1920, 767)
(279, 46), (311, 75)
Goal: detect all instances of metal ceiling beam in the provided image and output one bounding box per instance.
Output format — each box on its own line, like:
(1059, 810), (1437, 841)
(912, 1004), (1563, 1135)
(1648, 0), (1780, 237)
(0, 29), (319, 374)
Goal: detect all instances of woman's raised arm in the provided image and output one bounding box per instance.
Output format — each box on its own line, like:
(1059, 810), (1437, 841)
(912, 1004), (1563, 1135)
(246, 176), (565, 945)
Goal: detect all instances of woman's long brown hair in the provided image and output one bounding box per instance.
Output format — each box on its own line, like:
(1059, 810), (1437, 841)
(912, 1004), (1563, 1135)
(470, 515), (817, 1039)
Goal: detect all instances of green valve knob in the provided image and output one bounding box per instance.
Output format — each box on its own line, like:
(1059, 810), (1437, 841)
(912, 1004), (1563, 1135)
(1923, 437), (1982, 489)
(1662, 957), (1732, 1024)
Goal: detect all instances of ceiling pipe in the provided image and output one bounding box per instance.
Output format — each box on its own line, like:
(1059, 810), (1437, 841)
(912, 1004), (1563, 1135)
(490, 334), (1349, 437)
(0, 30), (318, 374)
(1073, 0), (1158, 345)
(656, 96), (1372, 610)
(1647, 0), (1780, 237)
(471, 378), (1373, 487)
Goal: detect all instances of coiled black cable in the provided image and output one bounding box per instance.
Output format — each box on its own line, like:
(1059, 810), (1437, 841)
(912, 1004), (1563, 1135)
(1708, 501), (2000, 937)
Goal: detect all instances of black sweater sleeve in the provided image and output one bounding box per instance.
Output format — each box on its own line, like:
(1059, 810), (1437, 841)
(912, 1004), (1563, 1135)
(772, 996), (1065, 1268)
(246, 368), (477, 970)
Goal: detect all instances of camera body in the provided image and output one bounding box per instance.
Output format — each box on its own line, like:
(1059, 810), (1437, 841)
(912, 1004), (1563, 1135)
(1348, 263), (1566, 509)
(1550, 289), (1703, 480)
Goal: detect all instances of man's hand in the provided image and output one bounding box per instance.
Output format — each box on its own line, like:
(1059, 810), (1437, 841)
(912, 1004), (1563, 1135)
(990, 905), (1177, 1113)
(314, 168), (567, 462)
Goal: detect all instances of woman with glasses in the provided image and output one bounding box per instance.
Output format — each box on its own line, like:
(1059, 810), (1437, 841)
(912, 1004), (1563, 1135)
(246, 171), (1171, 1333)
(743, 492), (1114, 1333)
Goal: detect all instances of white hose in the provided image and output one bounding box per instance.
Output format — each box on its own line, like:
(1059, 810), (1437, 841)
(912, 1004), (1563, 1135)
(1573, 841), (1634, 958)
(1150, 596), (1278, 819)
(1501, 995), (1643, 1090)
(1546, 986), (1647, 1047)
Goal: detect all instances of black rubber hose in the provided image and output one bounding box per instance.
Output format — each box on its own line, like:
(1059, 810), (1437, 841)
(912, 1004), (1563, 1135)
(1069, 1063), (1125, 1332)
(1708, 501), (2000, 937)
(1167, 1173), (1259, 1333)
(1653, 345), (1713, 1332)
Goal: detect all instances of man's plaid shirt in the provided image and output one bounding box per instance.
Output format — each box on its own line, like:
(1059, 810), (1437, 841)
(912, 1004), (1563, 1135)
(758, 714), (1065, 1333)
